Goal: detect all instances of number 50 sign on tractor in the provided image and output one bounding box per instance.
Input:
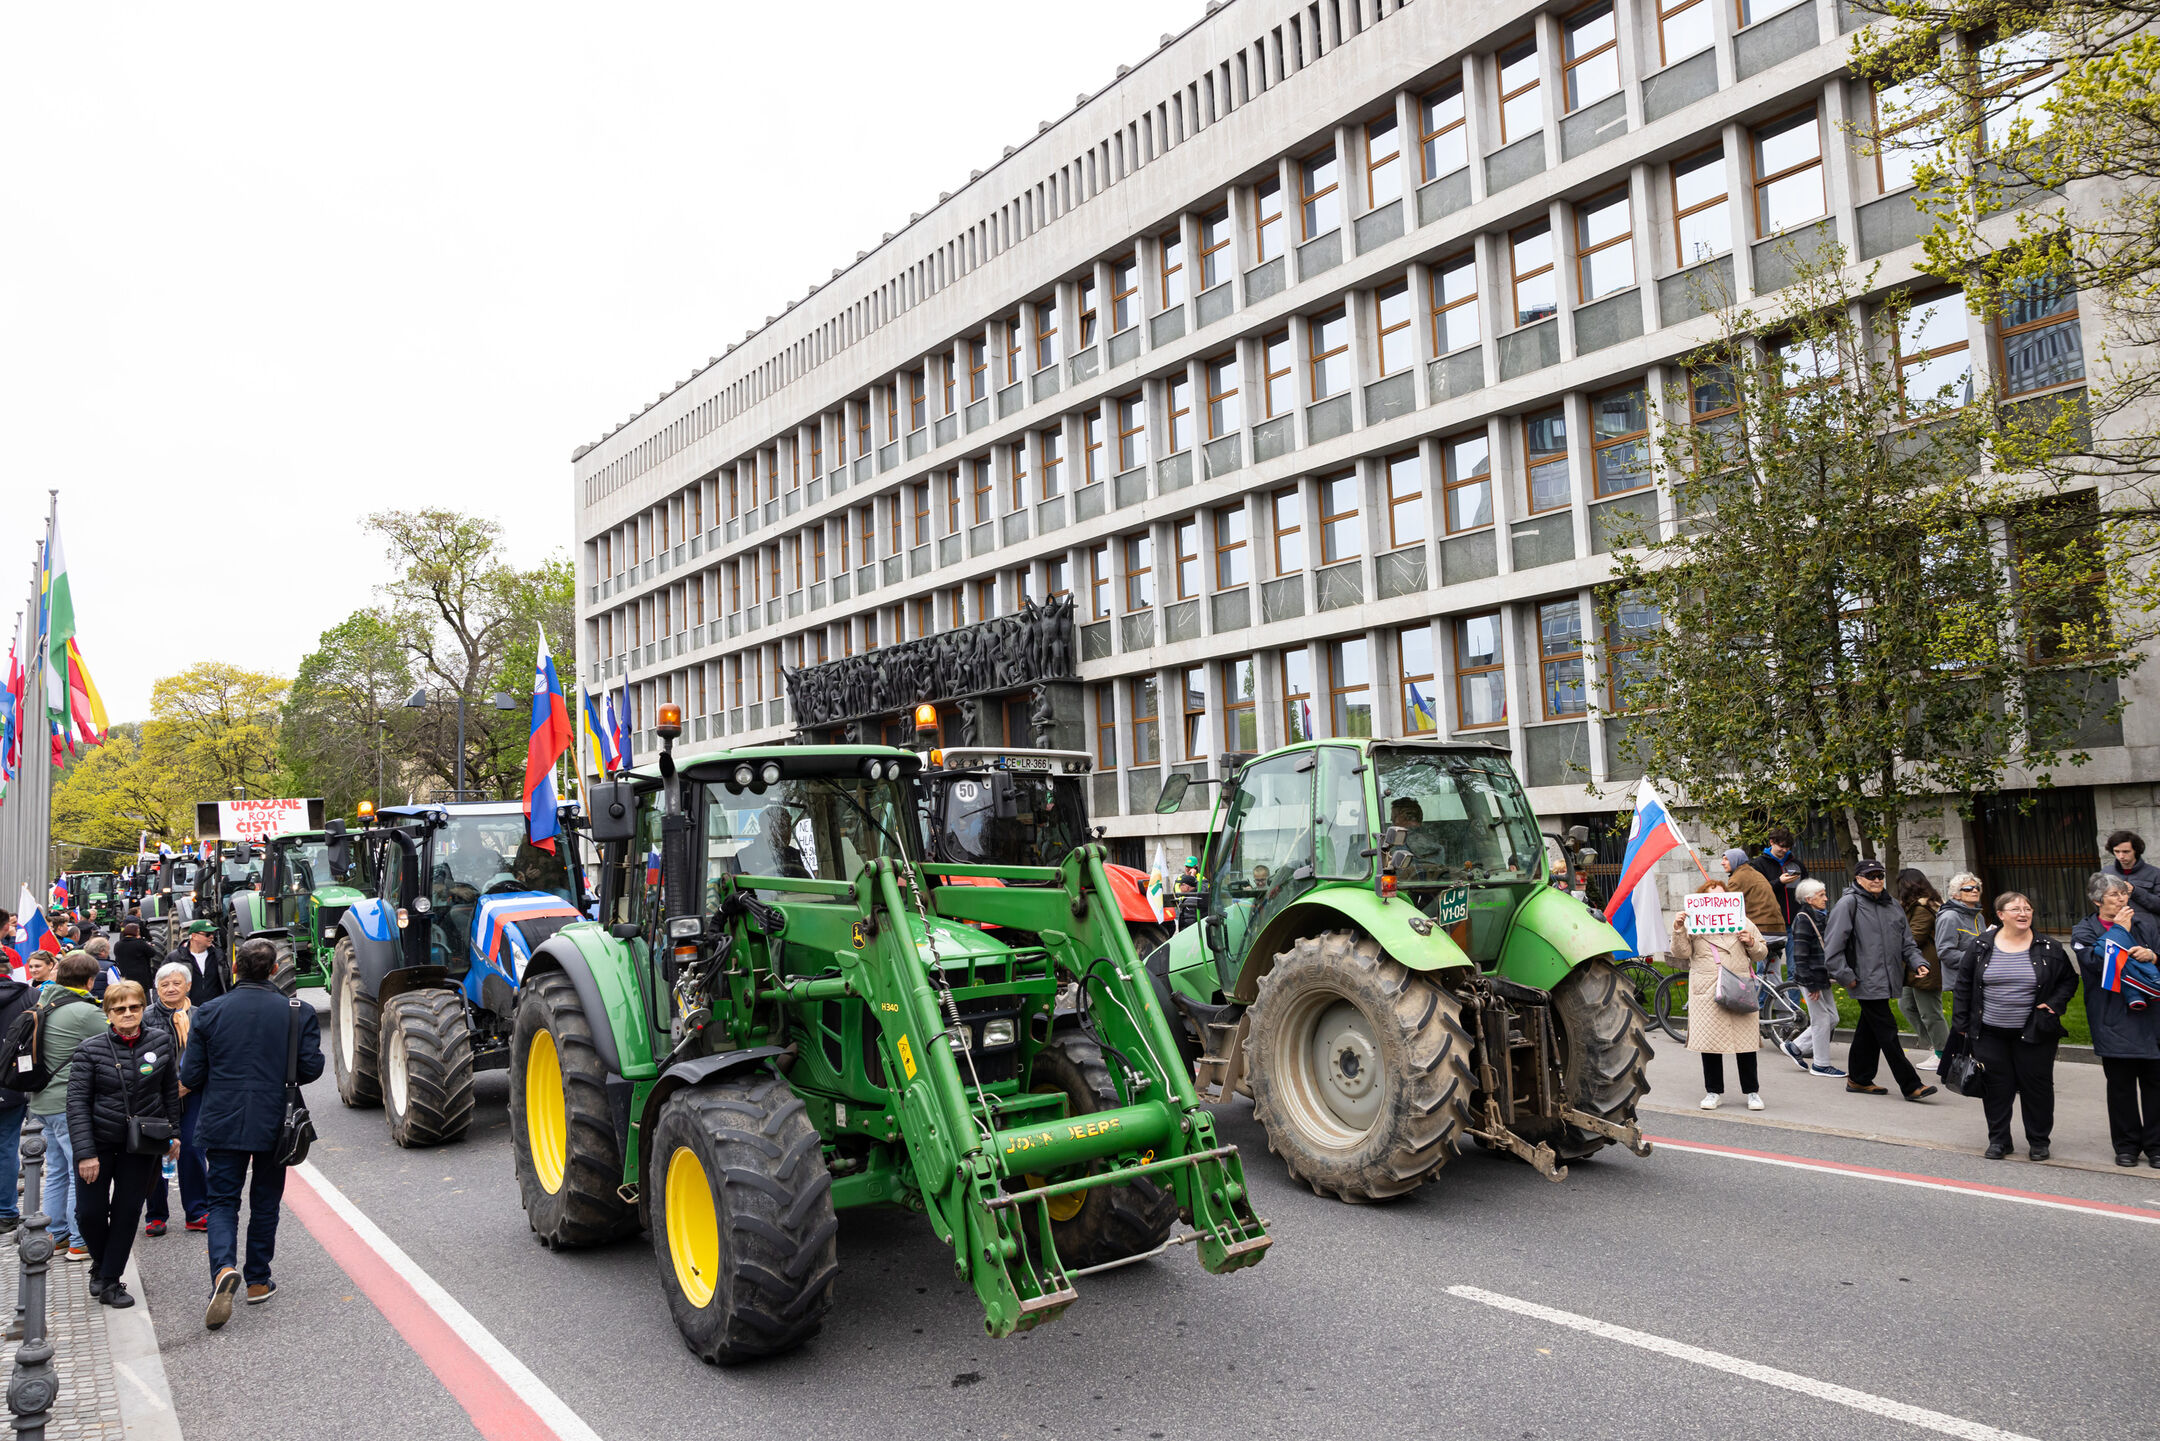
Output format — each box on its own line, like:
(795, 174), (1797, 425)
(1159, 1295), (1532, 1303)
(1683, 891), (1748, 935)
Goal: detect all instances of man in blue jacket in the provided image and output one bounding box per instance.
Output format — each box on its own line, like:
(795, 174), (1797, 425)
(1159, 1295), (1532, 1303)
(179, 938), (322, 1331)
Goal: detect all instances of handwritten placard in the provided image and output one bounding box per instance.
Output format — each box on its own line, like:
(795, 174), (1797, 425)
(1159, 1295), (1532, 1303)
(1683, 892), (1747, 935)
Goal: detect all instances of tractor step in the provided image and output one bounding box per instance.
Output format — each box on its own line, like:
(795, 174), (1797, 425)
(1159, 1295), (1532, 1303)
(1192, 1013), (1250, 1103)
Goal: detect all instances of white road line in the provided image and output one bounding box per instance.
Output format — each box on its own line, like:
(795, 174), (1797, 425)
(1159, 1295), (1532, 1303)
(294, 1161), (606, 1441)
(1449, 1286), (2041, 1441)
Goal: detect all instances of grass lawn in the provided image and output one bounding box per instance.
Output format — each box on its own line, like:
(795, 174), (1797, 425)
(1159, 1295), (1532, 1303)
(1831, 988), (2093, 1048)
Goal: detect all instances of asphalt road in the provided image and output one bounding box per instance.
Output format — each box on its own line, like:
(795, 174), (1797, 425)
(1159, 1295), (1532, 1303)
(129, 1050), (2160, 1441)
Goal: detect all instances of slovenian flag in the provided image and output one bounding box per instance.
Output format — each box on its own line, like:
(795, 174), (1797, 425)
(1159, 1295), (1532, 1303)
(2102, 925), (2160, 1009)
(523, 627), (573, 854)
(15, 886), (61, 956)
(1603, 778), (1688, 959)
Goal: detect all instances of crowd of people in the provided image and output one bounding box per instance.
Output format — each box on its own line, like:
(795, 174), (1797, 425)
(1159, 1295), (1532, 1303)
(0, 898), (322, 1329)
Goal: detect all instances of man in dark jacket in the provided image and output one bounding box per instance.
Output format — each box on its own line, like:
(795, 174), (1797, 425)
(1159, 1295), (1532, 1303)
(2071, 873), (2160, 1167)
(2105, 830), (2160, 922)
(0, 969), (36, 1232)
(1823, 859), (1936, 1100)
(111, 923), (161, 994)
(180, 938), (322, 1331)
(165, 922), (230, 1007)
(1747, 826), (1807, 928)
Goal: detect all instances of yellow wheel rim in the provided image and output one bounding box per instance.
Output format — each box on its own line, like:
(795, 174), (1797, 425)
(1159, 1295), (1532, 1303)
(665, 1146), (721, 1309)
(525, 1030), (567, 1196)
(1027, 1081), (1088, 1221)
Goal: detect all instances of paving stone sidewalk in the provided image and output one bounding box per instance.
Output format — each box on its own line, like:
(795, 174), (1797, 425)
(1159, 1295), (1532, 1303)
(0, 1233), (126, 1440)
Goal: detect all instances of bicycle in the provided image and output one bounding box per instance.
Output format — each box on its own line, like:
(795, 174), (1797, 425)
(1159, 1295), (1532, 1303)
(1651, 937), (1809, 1049)
(1612, 956), (1669, 1018)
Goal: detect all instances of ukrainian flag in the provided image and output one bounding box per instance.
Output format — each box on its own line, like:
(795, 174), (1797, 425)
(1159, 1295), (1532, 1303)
(579, 690), (616, 778)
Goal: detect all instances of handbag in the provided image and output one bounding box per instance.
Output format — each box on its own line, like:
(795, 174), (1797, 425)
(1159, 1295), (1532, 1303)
(272, 999), (317, 1168)
(1940, 1037), (1986, 1098)
(118, 1043), (176, 1157)
(1712, 961), (1761, 1014)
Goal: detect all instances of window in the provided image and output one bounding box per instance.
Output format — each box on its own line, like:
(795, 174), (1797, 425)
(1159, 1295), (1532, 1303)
(1006, 441), (1028, 510)
(971, 457), (994, 525)
(1111, 256), (1139, 332)
(1897, 292), (1974, 411)
(1215, 504), (1249, 587)
(1563, 3), (1620, 111)
(1592, 386), (1650, 497)
(1175, 516), (1202, 598)
(1538, 600), (1587, 719)
(1309, 308), (1351, 400)
(914, 597), (933, 638)
(1996, 272), (2084, 397)
(1300, 147), (1341, 238)
(1319, 473), (1361, 563)
(1420, 83), (1467, 180)
(967, 339), (987, 402)
(1083, 407), (1105, 483)
(1089, 543), (1110, 619)
(1498, 36), (1542, 142)
(1428, 252), (1480, 356)
(1167, 374), (1194, 453)
(1672, 148), (1731, 264)
(1181, 667), (1208, 758)
(1253, 177), (1285, 262)
(1272, 488), (1305, 573)
(1576, 189), (1635, 300)
(1399, 626), (1438, 733)
(809, 428), (823, 478)
(1512, 223), (1557, 326)
(911, 483), (930, 547)
(1658, 0), (1712, 65)
(1116, 392), (1148, 471)
(1605, 592), (1660, 708)
(1124, 533), (1153, 610)
(1206, 352), (1241, 437)
(1525, 407), (1571, 513)
(1078, 274), (1099, 348)
(885, 389), (899, 445)
(1095, 683), (1118, 766)
(1981, 30), (2058, 153)
(1385, 453), (1425, 549)
(1872, 78), (1947, 192)
(1002, 317), (1023, 386)
(1375, 280), (1415, 376)
(943, 358), (955, 416)
(944, 471), (961, 532)
(1329, 638), (1373, 737)
(1159, 226), (1186, 307)
(1034, 298), (1060, 371)
(1197, 207), (1231, 291)
(1045, 555), (1069, 597)
(1737, 0), (1807, 23)
(1130, 677), (1159, 764)
(1263, 331), (1295, 416)
(1039, 426), (1064, 496)
(837, 517), (850, 573)
(974, 577), (998, 622)
(1283, 649), (1315, 742)
(1366, 113), (1402, 207)
(909, 370), (927, 431)
(1752, 108), (1825, 234)
(1224, 657), (1258, 750)
(1444, 432), (1493, 532)
(1454, 614), (1506, 728)
(1691, 365), (1740, 430)
(886, 496), (900, 555)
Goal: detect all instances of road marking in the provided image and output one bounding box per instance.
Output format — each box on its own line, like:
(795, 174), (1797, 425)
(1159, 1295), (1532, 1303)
(1448, 1286), (2040, 1441)
(1646, 1133), (2160, 1226)
(288, 1162), (604, 1441)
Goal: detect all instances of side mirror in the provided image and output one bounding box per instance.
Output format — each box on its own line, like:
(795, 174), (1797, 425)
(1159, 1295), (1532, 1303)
(1154, 773), (1190, 814)
(990, 772), (1019, 820)
(608, 921), (641, 941)
(1383, 825), (1408, 850)
(1202, 913), (1226, 955)
(587, 781), (638, 843)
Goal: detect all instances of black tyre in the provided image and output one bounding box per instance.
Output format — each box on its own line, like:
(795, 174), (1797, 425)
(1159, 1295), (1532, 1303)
(649, 1075), (839, 1365)
(378, 990), (476, 1147)
(329, 936), (381, 1108)
(1613, 959), (1664, 1016)
(511, 971), (637, 1247)
(1022, 1034), (1179, 1269)
(1653, 971), (1689, 1045)
(1248, 931), (1473, 1202)
(270, 942), (298, 999)
(1520, 958), (1654, 1162)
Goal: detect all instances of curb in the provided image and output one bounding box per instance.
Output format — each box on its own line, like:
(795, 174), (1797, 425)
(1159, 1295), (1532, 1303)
(1640, 1101), (2141, 1179)
(110, 1256), (184, 1441)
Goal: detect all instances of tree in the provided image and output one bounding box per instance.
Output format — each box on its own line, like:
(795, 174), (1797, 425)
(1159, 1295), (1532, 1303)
(1600, 248), (2136, 875)
(140, 662), (290, 809)
(279, 608), (415, 816)
(50, 726), (178, 868)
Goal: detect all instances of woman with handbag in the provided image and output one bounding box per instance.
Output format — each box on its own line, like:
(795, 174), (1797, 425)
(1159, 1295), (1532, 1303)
(1670, 879), (1770, 1110)
(1895, 870), (1951, 1070)
(64, 980), (182, 1308)
(1950, 892), (2079, 1161)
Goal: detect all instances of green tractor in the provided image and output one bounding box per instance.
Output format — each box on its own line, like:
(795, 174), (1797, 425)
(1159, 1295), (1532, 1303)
(1147, 738), (1653, 1200)
(506, 712), (1269, 1363)
(228, 831), (368, 995)
(76, 872), (120, 929)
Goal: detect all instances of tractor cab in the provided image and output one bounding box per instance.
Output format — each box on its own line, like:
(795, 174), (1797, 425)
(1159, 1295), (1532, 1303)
(371, 802), (581, 978)
(919, 747), (1094, 871)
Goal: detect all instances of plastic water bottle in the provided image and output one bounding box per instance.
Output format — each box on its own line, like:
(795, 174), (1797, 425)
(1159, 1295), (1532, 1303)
(161, 1155), (177, 1183)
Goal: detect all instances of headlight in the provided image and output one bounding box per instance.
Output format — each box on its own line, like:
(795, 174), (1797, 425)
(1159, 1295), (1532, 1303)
(981, 1019), (1015, 1048)
(396, 908), (409, 930)
(411, 897), (432, 915)
(667, 916), (702, 939)
(865, 759), (885, 781)
(760, 762), (782, 786)
(323, 927), (338, 941)
(948, 1028), (971, 1052)
(733, 763), (754, 789)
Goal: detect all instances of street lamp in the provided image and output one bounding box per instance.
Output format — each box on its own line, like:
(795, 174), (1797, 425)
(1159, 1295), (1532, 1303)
(405, 687), (522, 799)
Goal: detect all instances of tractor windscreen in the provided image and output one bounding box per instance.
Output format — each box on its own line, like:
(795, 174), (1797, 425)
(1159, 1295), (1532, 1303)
(702, 775), (918, 901)
(282, 842), (335, 894)
(432, 815), (575, 906)
(924, 771), (1090, 869)
(1371, 750), (1544, 886)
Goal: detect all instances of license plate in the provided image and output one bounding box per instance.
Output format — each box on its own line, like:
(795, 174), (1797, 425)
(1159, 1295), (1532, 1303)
(1002, 755), (1051, 772)
(1433, 886), (1471, 927)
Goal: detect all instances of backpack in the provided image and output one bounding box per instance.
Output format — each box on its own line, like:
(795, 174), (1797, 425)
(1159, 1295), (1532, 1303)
(0, 989), (93, 1095)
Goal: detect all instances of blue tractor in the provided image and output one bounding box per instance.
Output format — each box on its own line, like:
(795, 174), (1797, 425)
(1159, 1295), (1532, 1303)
(326, 800), (590, 1148)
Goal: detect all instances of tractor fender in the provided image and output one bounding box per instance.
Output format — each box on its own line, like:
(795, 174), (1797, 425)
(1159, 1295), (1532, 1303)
(632, 1047), (793, 1194)
(1102, 863), (1159, 925)
(1231, 887), (1475, 1003)
(1495, 883), (1629, 992)
(478, 971), (517, 1020)
(228, 894), (258, 943)
(518, 926), (657, 1082)
(338, 902), (445, 1008)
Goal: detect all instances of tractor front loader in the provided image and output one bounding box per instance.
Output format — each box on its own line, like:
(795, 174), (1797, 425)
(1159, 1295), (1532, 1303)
(507, 710), (1269, 1363)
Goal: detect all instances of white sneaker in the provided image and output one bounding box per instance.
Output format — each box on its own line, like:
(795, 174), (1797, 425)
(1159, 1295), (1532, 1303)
(1700, 1092), (1721, 1110)
(1923, 1055), (1942, 1071)
(1746, 1093), (1766, 1111)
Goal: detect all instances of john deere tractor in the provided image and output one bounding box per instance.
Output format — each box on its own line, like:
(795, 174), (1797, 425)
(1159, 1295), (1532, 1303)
(329, 800), (589, 1148)
(228, 831), (368, 995)
(505, 710), (1269, 1363)
(1147, 738), (1653, 1201)
(76, 872), (120, 929)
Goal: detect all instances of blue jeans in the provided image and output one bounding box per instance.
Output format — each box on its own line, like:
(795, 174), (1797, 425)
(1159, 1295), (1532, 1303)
(0, 1103), (23, 1220)
(145, 1091), (206, 1224)
(38, 1111), (77, 1244)
(203, 1150), (287, 1287)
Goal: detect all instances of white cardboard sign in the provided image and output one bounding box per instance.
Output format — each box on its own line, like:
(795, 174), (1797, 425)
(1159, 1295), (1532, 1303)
(1683, 891), (1747, 935)
(215, 798), (312, 843)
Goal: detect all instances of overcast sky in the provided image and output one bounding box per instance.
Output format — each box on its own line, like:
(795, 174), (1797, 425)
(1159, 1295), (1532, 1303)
(0, 0), (1184, 721)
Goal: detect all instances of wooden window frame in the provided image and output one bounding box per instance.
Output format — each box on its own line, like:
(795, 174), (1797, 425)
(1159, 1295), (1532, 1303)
(1002, 317), (1023, 386)
(1175, 516), (1202, 599)
(1206, 352), (1241, 438)
(971, 458), (994, 526)
(1561, 1), (1620, 113)
(1318, 471), (1361, 565)
(1591, 385), (1652, 498)
(1116, 392), (1148, 472)
(1511, 222), (1557, 328)
(1308, 307), (1350, 401)
(855, 406), (870, 462)
(1299, 145), (1341, 240)
(974, 577), (998, 624)
(1214, 504), (1249, 589)
(1180, 665), (1208, 760)
(1089, 542), (1111, 620)
(1750, 105), (1825, 236)
(1328, 637), (1372, 738)
(1198, 207), (1232, 291)
(1282, 649), (1315, 743)
(1524, 406), (1572, 515)
(1690, 365), (1740, 427)
(885, 496), (900, 556)
(1384, 452), (1426, 550)
(1253, 177), (1285, 262)
(1123, 532), (1153, 612)
(943, 471), (960, 533)
(911, 482), (930, 547)
(1045, 555), (1070, 599)
(1870, 84), (1943, 194)
(1223, 656), (1257, 751)
(1375, 279), (1414, 377)
(1453, 613), (1507, 730)
(1033, 298), (1059, 372)
(1039, 427), (1063, 498)
(1895, 290), (1973, 414)
(811, 526), (826, 582)
(1077, 274), (1099, 348)
(1129, 676), (1159, 766)
(1538, 598), (1588, 720)
(885, 389), (899, 446)
(1166, 373), (1193, 455)
(1006, 443), (1027, 512)
(1671, 145), (1730, 266)
(1657, 0), (1710, 67)
(1419, 83), (1467, 182)
(1603, 594), (1659, 709)
(1159, 226), (1186, 308)
(1271, 487), (1305, 574)
(1110, 256), (1139, 333)
(1575, 188), (1635, 301)
(942, 358), (956, 416)
(913, 596), (933, 640)
(1083, 407), (1105, 484)
(1365, 112), (1402, 208)
(1429, 251), (1480, 356)
(1398, 625), (1437, 733)
(1497, 35), (1542, 144)
(1994, 274), (2084, 399)
(1263, 330), (1294, 417)
(808, 429), (823, 478)
(909, 369), (927, 432)
(967, 339), (987, 402)
(1095, 683), (1119, 767)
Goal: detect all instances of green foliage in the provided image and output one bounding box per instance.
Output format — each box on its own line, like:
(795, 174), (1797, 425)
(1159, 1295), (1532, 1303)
(278, 608), (414, 818)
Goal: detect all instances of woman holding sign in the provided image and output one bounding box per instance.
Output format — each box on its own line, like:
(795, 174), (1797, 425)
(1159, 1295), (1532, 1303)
(1670, 880), (1769, 1110)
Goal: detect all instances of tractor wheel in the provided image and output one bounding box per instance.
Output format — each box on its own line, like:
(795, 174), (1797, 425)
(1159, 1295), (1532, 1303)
(378, 990), (476, 1147)
(1023, 1034), (1180, 1269)
(270, 942), (298, 999)
(329, 936), (381, 1109)
(649, 1074), (839, 1365)
(1521, 958), (1654, 1162)
(1126, 922), (1173, 967)
(511, 971), (637, 1247)
(1248, 930), (1473, 1202)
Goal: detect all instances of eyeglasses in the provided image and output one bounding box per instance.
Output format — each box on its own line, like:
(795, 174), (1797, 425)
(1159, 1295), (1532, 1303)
(1957, 884), (1980, 893)
(108, 1004), (143, 1015)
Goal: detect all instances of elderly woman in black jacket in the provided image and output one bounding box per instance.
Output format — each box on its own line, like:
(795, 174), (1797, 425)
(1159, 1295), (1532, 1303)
(1951, 891), (2080, 1162)
(65, 981), (183, 1308)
